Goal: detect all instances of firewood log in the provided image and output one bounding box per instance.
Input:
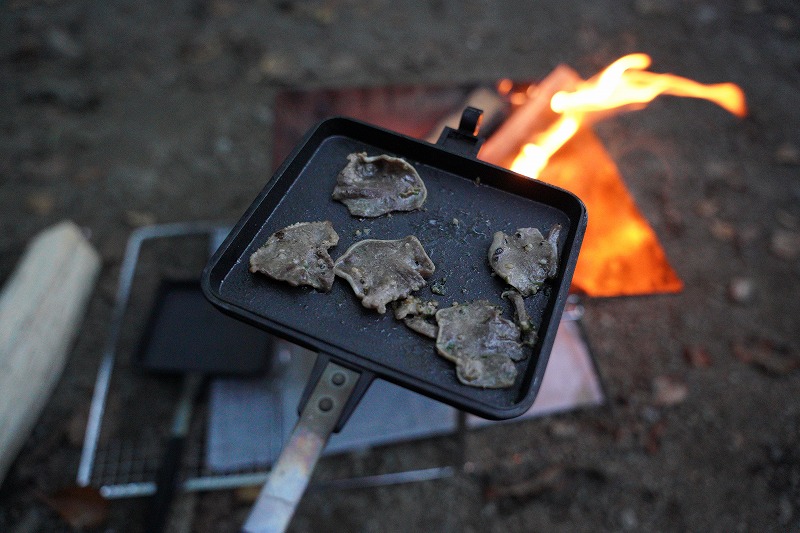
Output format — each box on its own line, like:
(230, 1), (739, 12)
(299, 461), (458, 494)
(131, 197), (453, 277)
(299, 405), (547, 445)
(0, 221), (100, 483)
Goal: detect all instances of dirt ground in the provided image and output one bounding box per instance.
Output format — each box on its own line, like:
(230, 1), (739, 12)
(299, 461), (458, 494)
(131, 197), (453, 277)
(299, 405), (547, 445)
(2, 0), (800, 531)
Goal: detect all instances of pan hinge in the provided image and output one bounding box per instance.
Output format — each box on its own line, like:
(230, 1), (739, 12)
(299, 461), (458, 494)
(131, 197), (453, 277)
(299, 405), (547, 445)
(436, 107), (484, 158)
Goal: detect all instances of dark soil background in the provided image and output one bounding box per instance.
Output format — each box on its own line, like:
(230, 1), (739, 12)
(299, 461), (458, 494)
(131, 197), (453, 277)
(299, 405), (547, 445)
(1, 0), (800, 531)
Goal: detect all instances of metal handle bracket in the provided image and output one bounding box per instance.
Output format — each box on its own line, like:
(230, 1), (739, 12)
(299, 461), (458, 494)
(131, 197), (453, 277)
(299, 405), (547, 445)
(436, 107), (485, 158)
(242, 361), (360, 533)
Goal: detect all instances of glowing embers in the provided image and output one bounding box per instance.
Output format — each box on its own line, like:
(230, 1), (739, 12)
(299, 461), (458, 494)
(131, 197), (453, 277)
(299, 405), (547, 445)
(539, 127), (683, 296)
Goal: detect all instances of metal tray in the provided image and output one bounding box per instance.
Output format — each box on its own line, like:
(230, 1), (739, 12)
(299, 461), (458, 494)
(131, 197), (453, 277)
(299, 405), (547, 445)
(133, 279), (272, 376)
(202, 113), (586, 422)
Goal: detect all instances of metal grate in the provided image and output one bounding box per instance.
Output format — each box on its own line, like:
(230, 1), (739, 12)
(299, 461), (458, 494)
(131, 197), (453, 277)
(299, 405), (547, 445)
(77, 224), (603, 500)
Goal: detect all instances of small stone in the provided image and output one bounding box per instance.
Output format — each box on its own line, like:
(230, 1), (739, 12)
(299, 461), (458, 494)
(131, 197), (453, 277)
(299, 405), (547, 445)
(254, 53), (293, 82)
(779, 494), (793, 525)
(327, 53), (359, 78)
(179, 35), (224, 65)
(252, 105), (273, 125)
(641, 405), (661, 423)
(480, 502), (498, 519)
(695, 4), (720, 25)
(775, 15), (796, 33)
(548, 420), (578, 439)
(215, 136), (233, 155)
(645, 419), (668, 455)
(710, 219), (736, 242)
(25, 192), (56, 215)
(770, 230), (800, 260)
(634, 0), (677, 15)
(22, 79), (100, 111)
(71, 166), (103, 185)
(741, 0), (764, 13)
(774, 143), (800, 165)
(108, 166), (158, 202)
(45, 28), (84, 61)
(776, 210), (799, 230)
(304, 5), (335, 25)
(684, 345), (713, 368)
(510, 35), (535, 53)
(694, 199), (718, 218)
(211, 0), (237, 17)
(727, 277), (755, 304)
(431, 278), (446, 295)
(736, 225), (759, 246)
(704, 159), (734, 179)
(664, 206), (685, 233)
(621, 507), (638, 530)
(124, 210), (157, 227)
(21, 156), (68, 183)
(652, 375), (688, 406)
(465, 34), (482, 51)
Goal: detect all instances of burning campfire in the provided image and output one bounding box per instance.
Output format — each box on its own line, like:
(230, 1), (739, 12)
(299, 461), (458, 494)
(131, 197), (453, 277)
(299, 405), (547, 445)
(270, 54), (746, 297)
(480, 54), (747, 297)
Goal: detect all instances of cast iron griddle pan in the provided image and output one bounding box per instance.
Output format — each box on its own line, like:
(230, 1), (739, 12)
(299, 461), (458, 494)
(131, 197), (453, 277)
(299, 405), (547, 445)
(202, 111), (586, 423)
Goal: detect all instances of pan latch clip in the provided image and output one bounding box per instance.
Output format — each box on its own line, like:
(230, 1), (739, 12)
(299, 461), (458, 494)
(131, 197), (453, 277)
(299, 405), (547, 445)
(436, 107), (484, 158)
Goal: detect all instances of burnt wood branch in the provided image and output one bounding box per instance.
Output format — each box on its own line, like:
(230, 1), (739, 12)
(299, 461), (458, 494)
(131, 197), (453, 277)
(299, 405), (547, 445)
(424, 87), (509, 144)
(479, 65), (580, 169)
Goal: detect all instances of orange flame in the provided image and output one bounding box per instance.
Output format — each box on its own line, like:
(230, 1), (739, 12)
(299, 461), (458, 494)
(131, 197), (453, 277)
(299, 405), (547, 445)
(510, 53), (747, 178)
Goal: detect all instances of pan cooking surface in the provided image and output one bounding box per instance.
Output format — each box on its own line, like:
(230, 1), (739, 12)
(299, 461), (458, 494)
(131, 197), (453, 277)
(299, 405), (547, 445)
(206, 118), (585, 418)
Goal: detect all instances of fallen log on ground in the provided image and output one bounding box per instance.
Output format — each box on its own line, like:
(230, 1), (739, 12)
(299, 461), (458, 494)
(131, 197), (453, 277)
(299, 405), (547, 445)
(0, 221), (100, 484)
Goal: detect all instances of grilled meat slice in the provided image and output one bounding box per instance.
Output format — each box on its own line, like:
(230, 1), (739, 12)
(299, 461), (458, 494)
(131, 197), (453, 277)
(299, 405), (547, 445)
(334, 236), (435, 314)
(488, 224), (561, 297)
(249, 221), (339, 291)
(435, 300), (524, 389)
(332, 152), (427, 217)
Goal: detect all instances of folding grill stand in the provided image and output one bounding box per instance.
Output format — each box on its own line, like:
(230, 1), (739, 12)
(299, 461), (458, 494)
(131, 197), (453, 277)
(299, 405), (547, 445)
(76, 223), (599, 530)
(76, 222), (228, 489)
